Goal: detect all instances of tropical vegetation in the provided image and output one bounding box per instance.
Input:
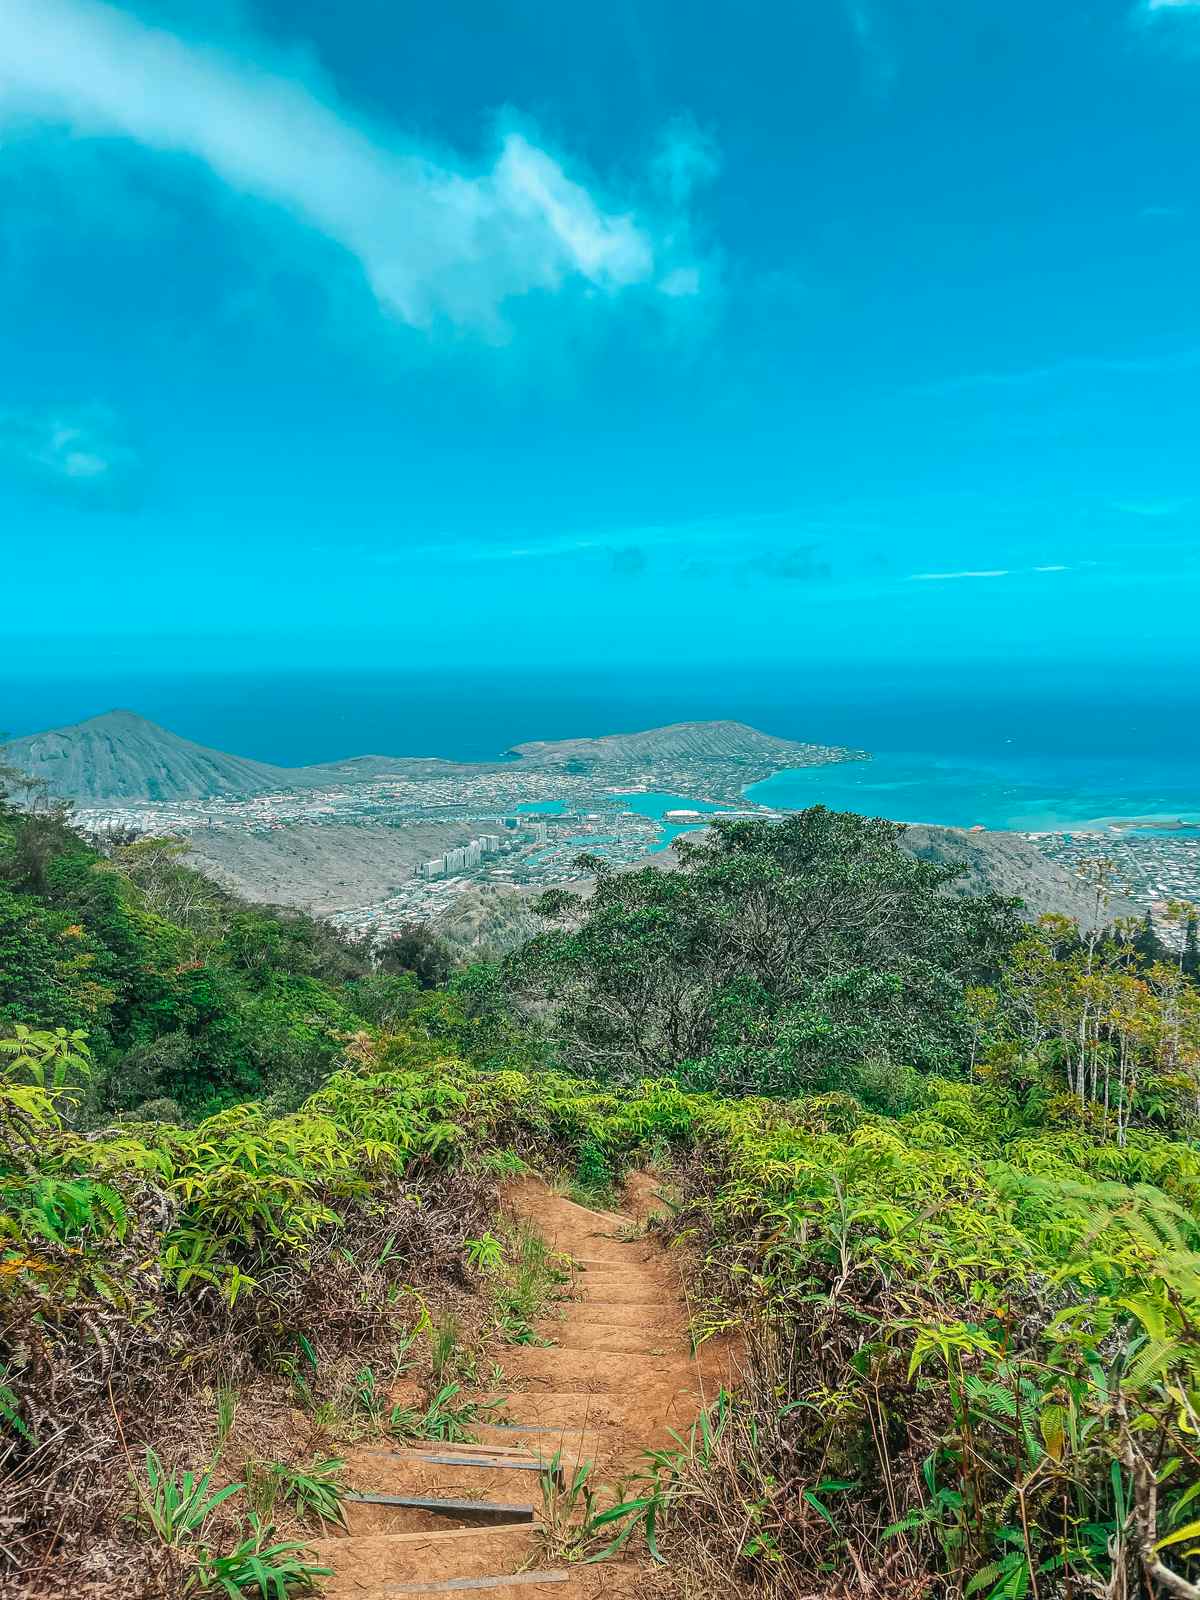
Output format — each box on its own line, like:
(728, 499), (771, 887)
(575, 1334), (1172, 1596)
(2, 777), (1199, 1598)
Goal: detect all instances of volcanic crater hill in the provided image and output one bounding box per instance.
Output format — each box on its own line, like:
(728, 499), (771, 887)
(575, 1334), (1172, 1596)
(0, 709), (861, 805)
(0, 710), (477, 804)
(506, 718), (864, 771)
(0, 709), (289, 805)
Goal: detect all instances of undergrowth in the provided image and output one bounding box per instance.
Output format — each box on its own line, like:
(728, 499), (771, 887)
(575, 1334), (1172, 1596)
(6, 1001), (1200, 1595)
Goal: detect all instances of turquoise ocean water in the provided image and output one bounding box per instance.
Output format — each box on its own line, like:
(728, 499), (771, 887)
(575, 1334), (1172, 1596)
(746, 754), (1200, 833)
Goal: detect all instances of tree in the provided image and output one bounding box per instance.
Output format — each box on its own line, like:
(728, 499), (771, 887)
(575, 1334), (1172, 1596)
(378, 922), (457, 990)
(508, 808), (1022, 1094)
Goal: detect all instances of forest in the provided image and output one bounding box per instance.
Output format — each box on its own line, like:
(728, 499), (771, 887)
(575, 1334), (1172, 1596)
(2, 773), (1200, 1600)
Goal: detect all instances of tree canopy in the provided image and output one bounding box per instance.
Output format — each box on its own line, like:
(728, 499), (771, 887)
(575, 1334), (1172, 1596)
(508, 808), (1023, 1100)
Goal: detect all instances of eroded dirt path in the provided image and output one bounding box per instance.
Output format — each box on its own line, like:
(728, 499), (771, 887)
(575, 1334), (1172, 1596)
(312, 1174), (734, 1598)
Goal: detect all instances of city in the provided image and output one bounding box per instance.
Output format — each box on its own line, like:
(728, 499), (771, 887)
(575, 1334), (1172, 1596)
(1030, 826), (1200, 920)
(75, 770), (770, 942)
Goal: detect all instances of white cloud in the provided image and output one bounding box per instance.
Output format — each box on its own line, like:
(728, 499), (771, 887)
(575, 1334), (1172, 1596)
(0, 0), (706, 333)
(909, 569), (1010, 581)
(1133, 0), (1200, 40)
(909, 564), (1076, 581)
(0, 405), (143, 508)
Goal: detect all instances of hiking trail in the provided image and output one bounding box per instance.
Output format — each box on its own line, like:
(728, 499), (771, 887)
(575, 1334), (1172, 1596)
(312, 1173), (734, 1598)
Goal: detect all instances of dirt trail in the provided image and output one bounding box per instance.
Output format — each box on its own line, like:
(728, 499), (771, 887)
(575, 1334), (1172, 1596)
(312, 1174), (735, 1598)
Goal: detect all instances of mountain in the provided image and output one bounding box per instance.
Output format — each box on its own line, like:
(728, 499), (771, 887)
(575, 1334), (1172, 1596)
(899, 824), (1139, 927)
(507, 719), (861, 769)
(1, 711), (857, 804)
(0, 711), (487, 803)
(187, 821), (493, 916)
(0, 710), (289, 803)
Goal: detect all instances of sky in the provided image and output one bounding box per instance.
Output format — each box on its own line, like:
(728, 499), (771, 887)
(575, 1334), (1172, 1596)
(1, 0), (1199, 681)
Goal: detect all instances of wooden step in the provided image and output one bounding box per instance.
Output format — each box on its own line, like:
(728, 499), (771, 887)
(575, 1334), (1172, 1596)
(345, 1455), (550, 1504)
(485, 1390), (700, 1439)
(346, 1492), (536, 1520)
(359, 1441), (544, 1462)
(500, 1348), (701, 1392)
(559, 1301), (681, 1329)
(372, 1449), (548, 1472)
(383, 1572), (571, 1594)
(311, 1524), (540, 1596)
(574, 1285), (674, 1306)
(550, 1326), (678, 1356)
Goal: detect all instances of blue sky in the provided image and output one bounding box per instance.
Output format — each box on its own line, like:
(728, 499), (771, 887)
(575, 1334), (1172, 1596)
(1, 0), (1198, 677)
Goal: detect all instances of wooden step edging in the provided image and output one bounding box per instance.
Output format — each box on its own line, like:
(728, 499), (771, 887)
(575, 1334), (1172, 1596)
(344, 1492), (537, 1521)
(382, 1573), (571, 1595)
(359, 1442), (545, 1461)
(360, 1450), (549, 1472)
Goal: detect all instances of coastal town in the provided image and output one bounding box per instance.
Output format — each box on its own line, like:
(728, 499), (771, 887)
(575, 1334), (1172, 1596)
(45, 711), (1196, 947)
(73, 772), (766, 941)
(72, 775), (1200, 947)
(1029, 825), (1200, 918)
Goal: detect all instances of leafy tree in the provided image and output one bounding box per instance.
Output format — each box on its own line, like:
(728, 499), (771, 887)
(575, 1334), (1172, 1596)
(0, 883), (115, 1033)
(509, 808), (1022, 1093)
(378, 922), (457, 990)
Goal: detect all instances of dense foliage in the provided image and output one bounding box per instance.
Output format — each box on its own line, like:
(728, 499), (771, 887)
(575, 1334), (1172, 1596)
(2, 784), (1200, 1598)
(0, 1024), (494, 1592)
(511, 811), (1023, 1102)
(0, 803), (385, 1118)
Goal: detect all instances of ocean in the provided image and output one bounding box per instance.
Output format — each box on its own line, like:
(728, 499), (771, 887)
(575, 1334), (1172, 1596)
(4, 665), (1199, 832)
(746, 756), (1200, 832)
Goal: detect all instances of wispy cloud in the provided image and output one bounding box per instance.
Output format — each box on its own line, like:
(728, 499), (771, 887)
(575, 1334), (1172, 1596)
(843, 2), (897, 93)
(909, 346), (1200, 397)
(0, 405), (143, 509)
(650, 113), (721, 206)
(908, 565), (1074, 582)
(1132, 0), (1200, 49)
(1112, 498), (1188, 517)
(909, 569), (1010, 582)
(320, 512), (849, 579)
(0, 0), (710, 335)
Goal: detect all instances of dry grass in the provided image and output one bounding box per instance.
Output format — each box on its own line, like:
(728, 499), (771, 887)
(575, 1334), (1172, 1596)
(2, 1166), (496, 1598)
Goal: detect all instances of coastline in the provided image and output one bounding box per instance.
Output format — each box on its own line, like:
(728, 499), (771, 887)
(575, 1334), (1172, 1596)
(742, 752), (1200, 836)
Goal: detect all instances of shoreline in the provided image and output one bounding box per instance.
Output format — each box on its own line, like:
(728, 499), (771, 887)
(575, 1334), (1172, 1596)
(742, 755), (1200, 836)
